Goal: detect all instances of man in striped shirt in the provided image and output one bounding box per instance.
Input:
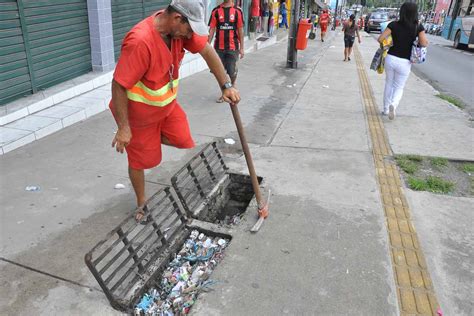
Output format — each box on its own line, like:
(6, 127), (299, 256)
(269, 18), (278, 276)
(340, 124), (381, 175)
(208, 0), (245, 102)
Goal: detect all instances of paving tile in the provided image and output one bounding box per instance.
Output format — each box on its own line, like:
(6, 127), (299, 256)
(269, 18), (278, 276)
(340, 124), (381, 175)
(3, 93), (43, 113)
(95, 84), (111, 91)
(62, 110), (87, 127)
(34, 121), (63, 140)
(52, 87), (77, 104)
(34, 105), (84, 119)
(27, 96), (54, 115)
(92, 72), (113, 88)
(179, 63), (191, 79)
(61, 96), (107, 118)
(0, 107), (29, 126)
(1, 132), (36, 154)
(81, 88), (111, 100)
(414, 291), (432, 314)
(6, 115), (61, 132)
(74, 81), (95, 95)
(0, 127), (33, 145)
(399, 288), (417, 313)
(41, 82), (75, 98)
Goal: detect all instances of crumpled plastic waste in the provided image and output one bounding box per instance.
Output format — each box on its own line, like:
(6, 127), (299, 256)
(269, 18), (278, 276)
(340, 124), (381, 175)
(25, 186), (40, 191)
(216, 215), (242, 226)
(134, 230), (229, 315)
(114, 183), (126, 189)
(224, 138), (236, 145)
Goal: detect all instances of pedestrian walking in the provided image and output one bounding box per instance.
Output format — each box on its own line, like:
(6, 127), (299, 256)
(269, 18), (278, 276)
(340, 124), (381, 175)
(279, 0), (288, 29)
(268, 5), (275, 36)
(319, 9), (330, 42)
(208, 0), (245, 103)
(378, 2), (428, 120)
(342, 14), (361, 61)
(308, 11), (317, 39)
(110, 0), (241, 223)
(314, 12), (319, 29)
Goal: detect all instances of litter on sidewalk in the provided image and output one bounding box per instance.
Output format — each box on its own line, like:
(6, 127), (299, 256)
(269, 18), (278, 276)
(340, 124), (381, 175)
(224, 138), (235, 145)
(25, 186), (40, 191)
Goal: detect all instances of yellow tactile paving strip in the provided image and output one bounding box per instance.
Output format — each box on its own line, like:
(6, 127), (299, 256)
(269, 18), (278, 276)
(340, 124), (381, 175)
(354, 47), (440, 316)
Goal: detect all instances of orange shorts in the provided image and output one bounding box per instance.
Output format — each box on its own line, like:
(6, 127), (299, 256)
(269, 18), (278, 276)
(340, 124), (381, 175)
(124, 103), (194, 170)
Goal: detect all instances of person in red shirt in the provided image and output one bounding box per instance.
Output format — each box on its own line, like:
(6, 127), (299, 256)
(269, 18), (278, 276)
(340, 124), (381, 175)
(208, 0), (245, 103)
(110, 0), (240, 223)
(319, 9), (330, 42)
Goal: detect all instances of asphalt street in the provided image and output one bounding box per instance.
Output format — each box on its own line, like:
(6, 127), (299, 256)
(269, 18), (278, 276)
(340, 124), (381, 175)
(412, 34), (474, 117)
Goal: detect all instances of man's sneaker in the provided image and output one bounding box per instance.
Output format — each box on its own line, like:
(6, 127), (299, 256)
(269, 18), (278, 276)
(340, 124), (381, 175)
(381, 110), (389, 116)
(389, 105), (395, 120)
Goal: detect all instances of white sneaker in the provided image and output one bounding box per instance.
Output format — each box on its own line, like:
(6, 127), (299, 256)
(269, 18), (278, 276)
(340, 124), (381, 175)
(381, 110), (389, 116)
(389, 105), (395, 120)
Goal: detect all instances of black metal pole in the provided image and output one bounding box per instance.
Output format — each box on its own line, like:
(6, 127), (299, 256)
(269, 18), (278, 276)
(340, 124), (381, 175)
(332, 0), (339, 30)
(286, 0), (300, 68)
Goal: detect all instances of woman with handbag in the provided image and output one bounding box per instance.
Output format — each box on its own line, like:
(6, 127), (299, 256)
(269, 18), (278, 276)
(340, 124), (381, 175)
(279, 0), (288, 29)
(378, 2), (428, 120)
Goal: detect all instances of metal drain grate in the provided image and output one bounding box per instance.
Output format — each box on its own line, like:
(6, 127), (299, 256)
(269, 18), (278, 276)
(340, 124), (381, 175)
(171, 142), (228, 217)
(84, 187), (187, 311)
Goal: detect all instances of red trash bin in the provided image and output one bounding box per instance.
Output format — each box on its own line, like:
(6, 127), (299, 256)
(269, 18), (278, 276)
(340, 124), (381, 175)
(296, 19), (312, 50)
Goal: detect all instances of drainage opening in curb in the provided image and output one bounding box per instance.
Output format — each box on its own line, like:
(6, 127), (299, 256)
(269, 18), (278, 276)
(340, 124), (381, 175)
(85, 188), (231, 314)
(171, 142), (263, 225)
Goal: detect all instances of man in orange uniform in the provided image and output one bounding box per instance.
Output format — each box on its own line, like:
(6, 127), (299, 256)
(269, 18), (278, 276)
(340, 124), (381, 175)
(319, 9), (330, 42)
(110, 0), (241, 222)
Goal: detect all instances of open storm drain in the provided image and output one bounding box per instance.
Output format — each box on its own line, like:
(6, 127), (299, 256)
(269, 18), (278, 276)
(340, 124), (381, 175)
(85, 142), (261, 314)
(172, 142), (261, 225)
(85, 187), (232, 314)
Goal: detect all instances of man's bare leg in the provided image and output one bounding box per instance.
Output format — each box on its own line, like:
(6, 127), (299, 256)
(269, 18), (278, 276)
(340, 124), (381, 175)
(131, 135), (173, 222)
(129, 166), (146, 221)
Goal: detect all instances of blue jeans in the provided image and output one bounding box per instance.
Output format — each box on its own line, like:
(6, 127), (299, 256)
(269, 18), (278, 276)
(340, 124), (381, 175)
(279, 14), (288, 29)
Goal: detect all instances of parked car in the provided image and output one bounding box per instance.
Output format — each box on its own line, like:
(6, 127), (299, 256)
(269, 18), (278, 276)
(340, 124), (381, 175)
(366, 12), (390, 33)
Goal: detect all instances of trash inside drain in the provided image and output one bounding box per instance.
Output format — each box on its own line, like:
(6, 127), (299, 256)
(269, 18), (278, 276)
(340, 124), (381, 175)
(134, 230), (229, 315)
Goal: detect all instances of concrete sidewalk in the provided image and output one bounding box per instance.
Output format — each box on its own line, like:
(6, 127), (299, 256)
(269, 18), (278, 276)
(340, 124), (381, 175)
(0, 29), (472, 316)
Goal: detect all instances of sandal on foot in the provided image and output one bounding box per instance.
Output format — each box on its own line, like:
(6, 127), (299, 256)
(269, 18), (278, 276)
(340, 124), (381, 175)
(216, 97), (224, 103)
(135, 205), (150, 224)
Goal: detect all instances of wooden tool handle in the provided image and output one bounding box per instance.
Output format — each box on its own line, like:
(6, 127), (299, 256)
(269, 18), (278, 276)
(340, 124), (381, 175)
(229, 104), (264, 208)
